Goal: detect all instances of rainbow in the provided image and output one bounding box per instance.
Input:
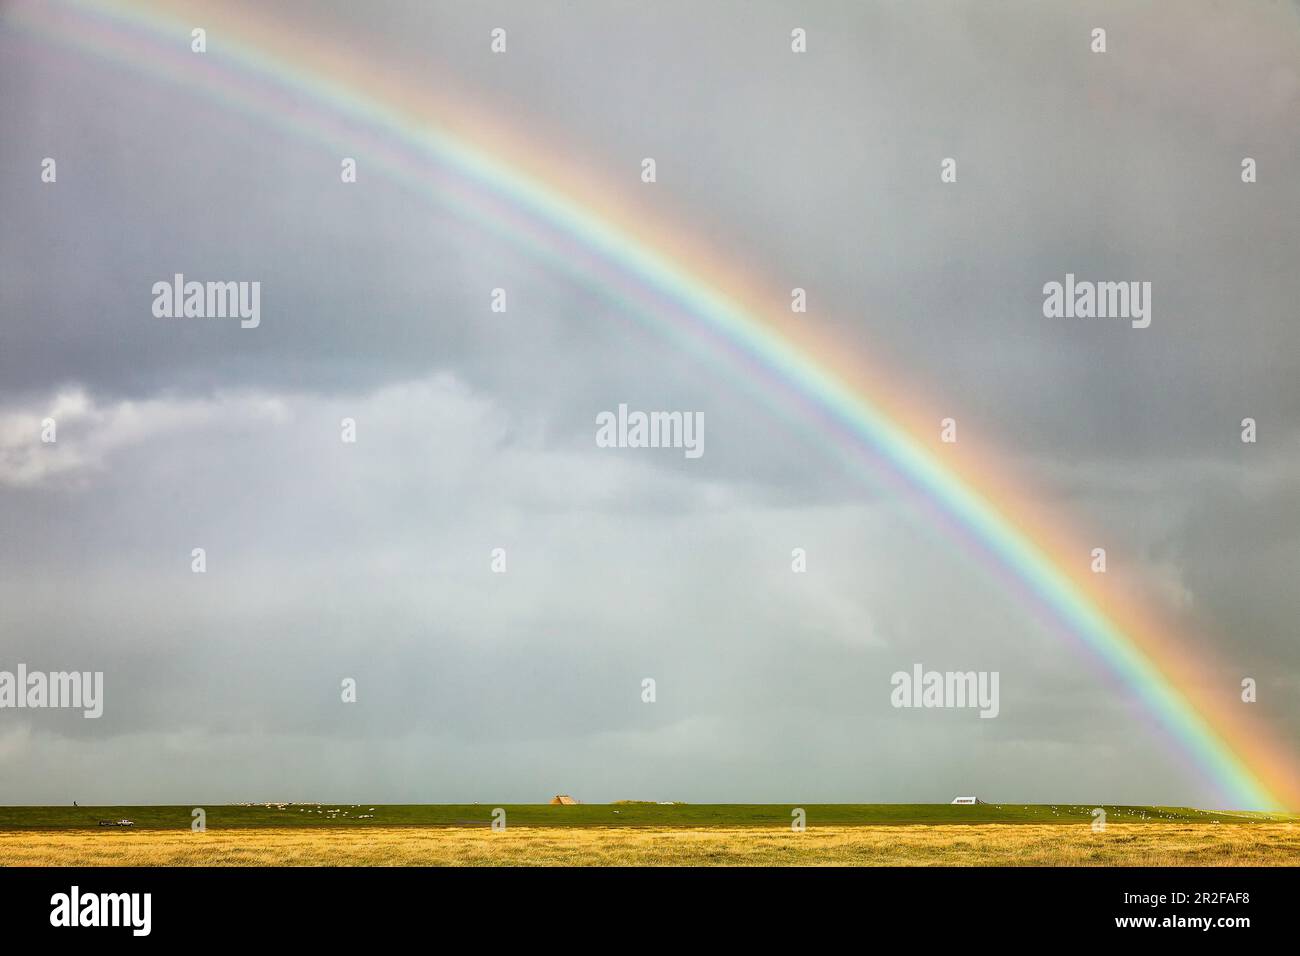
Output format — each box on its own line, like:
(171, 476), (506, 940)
(7, 0), (1296, 810)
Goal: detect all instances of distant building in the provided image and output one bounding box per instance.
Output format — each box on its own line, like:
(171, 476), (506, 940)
(549, 794), (580, 805)
(951, 796), (983, 805)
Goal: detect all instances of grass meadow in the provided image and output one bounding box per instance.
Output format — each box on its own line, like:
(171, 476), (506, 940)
(2, 804), (1297, 866)
(3, 823), (1299, 866)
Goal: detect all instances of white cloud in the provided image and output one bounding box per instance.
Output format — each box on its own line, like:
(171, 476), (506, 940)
(0, 387), (290, 487)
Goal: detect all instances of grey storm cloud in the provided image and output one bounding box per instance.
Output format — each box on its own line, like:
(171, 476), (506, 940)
(0, 0), (1297, 807)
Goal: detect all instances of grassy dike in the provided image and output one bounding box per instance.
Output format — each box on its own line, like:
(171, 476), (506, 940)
(1, 803), (1294, 830)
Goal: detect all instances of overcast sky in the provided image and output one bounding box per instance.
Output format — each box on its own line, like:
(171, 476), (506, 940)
(1, 0), (1297, 808)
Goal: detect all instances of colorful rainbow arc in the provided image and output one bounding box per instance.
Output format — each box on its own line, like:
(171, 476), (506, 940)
(10, 0), (1295, 810)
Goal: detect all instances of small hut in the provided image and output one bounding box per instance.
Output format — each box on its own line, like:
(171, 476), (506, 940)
(549, 794), (580, 805)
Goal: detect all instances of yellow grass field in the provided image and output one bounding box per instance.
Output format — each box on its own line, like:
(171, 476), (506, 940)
(3, 823), (1299, 866)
